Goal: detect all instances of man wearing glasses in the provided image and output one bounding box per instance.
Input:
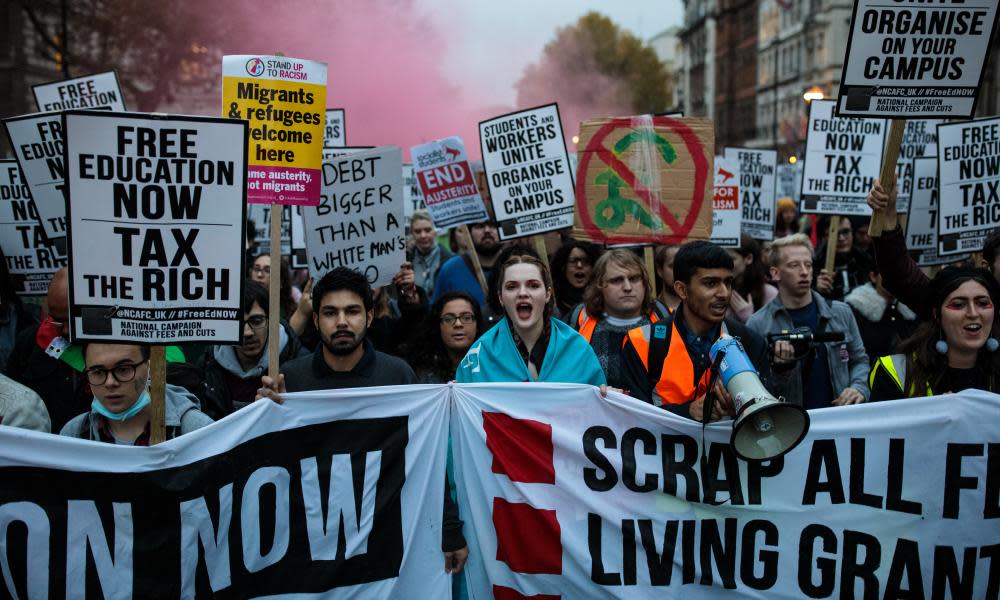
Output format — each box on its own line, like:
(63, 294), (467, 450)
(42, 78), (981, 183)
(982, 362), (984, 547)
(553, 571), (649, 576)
(198, 281), (306, 420)
(60, 343), (212, 444)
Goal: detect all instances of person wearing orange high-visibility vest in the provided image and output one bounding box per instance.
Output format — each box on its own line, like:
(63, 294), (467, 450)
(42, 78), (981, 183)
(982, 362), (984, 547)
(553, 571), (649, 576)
(621, 242), (771, 421)
(567, 249), (670, 390)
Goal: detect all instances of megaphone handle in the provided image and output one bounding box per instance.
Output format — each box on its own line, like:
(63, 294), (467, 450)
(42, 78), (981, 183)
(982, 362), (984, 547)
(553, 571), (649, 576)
(696, 347), (730, 507)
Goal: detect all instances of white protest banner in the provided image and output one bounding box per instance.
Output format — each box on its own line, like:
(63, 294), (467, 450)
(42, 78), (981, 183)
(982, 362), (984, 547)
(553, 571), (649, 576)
(905, 156), (956, 266)
(801, 99), (886, 216)
(4, 112), (69, 250)
(411, 136), (488, 229)
(32, 71), (126, 112)
(63, 111), (247, 343)
(0, 160), (64, 295)
(479, 104), (575, 239)
(724, 147), (776, 240)
(0, 385), (451, 598)
(222, 55), (326, 206)
(775, 163), (801, 205)
(894, 119), (942, 213)
(837, 0), (1000, 118)
(325, 108), (346, 147)
(303, 146), (404, 288)
(711, 156), (740, 248)
(936, 117), (1000, 256)
(402, 163), (427, 223)
(451, 384), (1000, 598)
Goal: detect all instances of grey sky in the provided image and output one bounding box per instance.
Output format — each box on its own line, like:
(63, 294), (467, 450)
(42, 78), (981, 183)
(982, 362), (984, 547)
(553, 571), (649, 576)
(417, 0), (684, 105)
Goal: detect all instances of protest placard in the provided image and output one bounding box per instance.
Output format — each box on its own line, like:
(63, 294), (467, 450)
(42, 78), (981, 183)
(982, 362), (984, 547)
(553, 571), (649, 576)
(302, 146), (404, 288)
(837, 0), (1000, 118)
(247, 204), (292, 255)
(776, 163), (801, 205)
(724, 147), (776, 241)
(894, 119), (941, 213)
(936, 117), (1000, 256)
(572, 116), (714, 245)
(402, 163), (427, 224)
(0, 160), (64, 295)
(904, 156), (955, 266)
(411, 136), (488, 229)
(222, 55), (326, 206)
(3, 112), (69, 252)
(63, 111), (247, 343)
(32, 71), (126, 112)
(322, 146), (373, 160)
(710, 156), (740, 248)
(801, 100), (886, 215)
(324, 108), (345, 147)
(479, 104), (575, 240)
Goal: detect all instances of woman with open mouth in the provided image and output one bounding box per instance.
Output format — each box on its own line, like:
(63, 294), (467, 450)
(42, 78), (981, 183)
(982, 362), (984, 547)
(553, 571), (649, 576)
(868, 266), (1000, 400)
(550, 240), (602, 320)
(456, 251), (605, 385)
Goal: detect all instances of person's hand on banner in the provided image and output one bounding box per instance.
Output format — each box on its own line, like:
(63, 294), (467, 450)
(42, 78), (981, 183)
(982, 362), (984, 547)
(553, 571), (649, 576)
(832, 387), (865, 406)
(444, 546), (468, 573)
(816, 270), (834, 295)
(599, 384), (623, 398)
(257, 374), (286, 404)
(867, 176), (898, 231)
(394, 262), (419, 305)
(290, 279), (313, 336)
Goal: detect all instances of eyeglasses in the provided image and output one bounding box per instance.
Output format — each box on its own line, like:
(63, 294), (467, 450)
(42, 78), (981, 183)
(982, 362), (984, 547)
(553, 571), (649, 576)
(836, 229), (853, 238)
(569, 257), (592, 267)
(441, 312), (475, 326)
(251, 266), (271, 275)
(245, 315), (268, 330)
(85, 361), (147, 386)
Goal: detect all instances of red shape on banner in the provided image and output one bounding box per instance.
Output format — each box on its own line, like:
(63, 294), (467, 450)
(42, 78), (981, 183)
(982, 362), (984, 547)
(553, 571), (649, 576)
(482, 412), (555, 484)
(493, 585), (561, 600)
(493, 498), (562, 574)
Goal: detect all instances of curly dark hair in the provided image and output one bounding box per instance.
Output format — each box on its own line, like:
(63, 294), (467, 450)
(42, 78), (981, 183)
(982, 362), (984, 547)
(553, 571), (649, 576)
(550, 240), (601, 315)
(897, 267), (1000, 394)
(731, 234), (770, 309)
(403, 291), (483, 382)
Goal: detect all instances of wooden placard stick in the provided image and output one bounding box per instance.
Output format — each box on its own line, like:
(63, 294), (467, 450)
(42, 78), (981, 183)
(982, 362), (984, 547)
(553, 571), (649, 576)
(148, 345), (167, 444)
(870, 118), (906, 237)
(824, 216), (840, 275)
(532, 236), (550, 271)
(458, 224), (489, 296)
(643, 246), (656, 289)
(268, 207), (281, 381)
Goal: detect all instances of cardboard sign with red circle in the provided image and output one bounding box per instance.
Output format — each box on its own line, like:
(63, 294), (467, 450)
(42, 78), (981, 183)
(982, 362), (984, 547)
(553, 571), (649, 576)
(571, 116), (714, 245)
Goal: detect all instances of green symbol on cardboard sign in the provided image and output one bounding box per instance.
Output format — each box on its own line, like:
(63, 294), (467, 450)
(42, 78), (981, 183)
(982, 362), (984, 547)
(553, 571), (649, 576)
(594, 130), (676, 230)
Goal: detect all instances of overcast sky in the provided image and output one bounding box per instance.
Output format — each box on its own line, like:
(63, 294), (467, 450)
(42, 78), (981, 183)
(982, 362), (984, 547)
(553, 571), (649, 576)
(417, 0), (685, 105)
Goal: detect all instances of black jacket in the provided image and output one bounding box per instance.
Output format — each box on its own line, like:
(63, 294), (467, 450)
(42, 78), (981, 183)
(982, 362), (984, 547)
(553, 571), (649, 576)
(198, 321), (305, 421)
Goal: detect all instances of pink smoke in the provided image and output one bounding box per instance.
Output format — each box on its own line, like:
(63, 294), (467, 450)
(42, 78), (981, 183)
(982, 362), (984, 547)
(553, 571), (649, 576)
(214, 0), (510, 161)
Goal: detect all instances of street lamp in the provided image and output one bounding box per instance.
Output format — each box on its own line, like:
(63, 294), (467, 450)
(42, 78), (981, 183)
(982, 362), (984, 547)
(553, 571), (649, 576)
(803, 86), (824, 103)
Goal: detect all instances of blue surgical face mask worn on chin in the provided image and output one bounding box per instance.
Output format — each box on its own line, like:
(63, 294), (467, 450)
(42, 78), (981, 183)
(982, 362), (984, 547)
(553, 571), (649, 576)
(91, 380), (152, 422)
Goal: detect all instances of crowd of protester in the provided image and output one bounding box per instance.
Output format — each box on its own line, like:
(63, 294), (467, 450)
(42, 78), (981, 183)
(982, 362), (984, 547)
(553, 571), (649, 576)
(2, 176), (999, 591)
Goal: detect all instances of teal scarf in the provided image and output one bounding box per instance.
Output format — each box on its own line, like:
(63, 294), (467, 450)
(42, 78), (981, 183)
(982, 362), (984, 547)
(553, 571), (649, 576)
(456, 317), (606, 385)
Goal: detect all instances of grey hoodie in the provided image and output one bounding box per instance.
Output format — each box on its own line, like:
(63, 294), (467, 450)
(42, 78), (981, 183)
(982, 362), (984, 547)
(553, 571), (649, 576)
(59, 384), (213, 442)
(212, 322), (289, 379)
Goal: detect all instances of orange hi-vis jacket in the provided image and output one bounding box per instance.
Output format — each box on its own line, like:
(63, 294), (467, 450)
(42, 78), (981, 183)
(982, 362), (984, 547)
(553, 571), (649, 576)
(569, 300), (672, 343)
(622, 317), (729, 408)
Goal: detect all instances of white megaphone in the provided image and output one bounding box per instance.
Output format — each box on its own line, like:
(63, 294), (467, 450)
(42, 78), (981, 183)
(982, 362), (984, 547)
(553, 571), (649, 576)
(710, 335), (809, 462)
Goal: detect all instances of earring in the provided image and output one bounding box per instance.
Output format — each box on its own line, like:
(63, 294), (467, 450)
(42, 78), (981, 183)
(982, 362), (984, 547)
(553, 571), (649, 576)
(934, 339), (948, 354)
(987, 338), (1000, 352)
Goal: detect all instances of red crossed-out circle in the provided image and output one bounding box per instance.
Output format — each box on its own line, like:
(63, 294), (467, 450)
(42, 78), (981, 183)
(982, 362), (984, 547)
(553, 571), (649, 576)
(575, 116), (710, 244)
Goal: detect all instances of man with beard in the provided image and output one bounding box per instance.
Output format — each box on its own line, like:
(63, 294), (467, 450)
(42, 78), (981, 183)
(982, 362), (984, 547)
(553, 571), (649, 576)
(258, 267), (468, 575)
(273, 267), (417, 391)
(621, 242), (770, 420)
(432, 220), (503, 309)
